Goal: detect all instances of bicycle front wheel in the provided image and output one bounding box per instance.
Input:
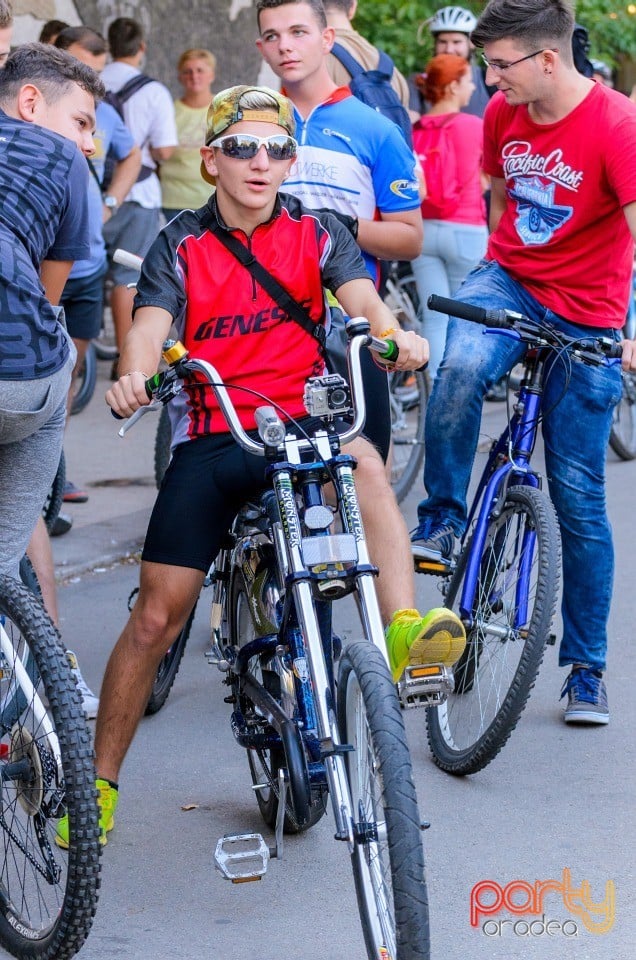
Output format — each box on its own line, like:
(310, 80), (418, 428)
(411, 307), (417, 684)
(427, 485), (559, 775)
(0, 575), (101, 960)
(338, 641), (430, 960)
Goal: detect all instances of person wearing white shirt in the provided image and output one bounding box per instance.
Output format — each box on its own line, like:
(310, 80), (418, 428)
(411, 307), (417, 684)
(101, 17), (177, 358)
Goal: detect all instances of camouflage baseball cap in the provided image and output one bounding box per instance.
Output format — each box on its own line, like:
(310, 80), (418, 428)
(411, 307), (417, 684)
(200, 84), (295, 185)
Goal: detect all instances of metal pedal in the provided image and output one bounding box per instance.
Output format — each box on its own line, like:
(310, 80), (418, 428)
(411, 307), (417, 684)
(214, 833), (270, 883)
(398, 663), (455, 708)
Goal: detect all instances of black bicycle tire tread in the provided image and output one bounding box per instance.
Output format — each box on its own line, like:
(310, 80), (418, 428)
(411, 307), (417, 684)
(427, 486), (560, 776)
(42, 450), (66, 534)
(0, 575), (101, 960)
(391, 369), (427, 504)
(144, 604), (195, 715)
(154, 405), (172, 489)
(70, 343), (97, 416)
(338, 641), (430, 960)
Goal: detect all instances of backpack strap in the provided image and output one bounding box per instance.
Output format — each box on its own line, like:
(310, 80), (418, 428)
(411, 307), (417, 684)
(330, 42), (363, 79)
(116, 73), (154, 105)
(375, 49), (395, 80)
(331, 42), (394, 81)
(203, 209), (326, 351)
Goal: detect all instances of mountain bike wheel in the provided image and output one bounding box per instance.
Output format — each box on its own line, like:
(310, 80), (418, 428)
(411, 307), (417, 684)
(427, 485), (559, 775)
(609, 371), (636, 461)
(154, 405), (172, 489)
(389, 369), (427, 503)
(93, 295), (118, 361)
(42, 451), (66, 535)
(0, 575), (100, 959)
(70, 344), (97, 416)
(338, 641), (430, 960)
(229, 574), (326, 834)
(144, 604), (195, 715)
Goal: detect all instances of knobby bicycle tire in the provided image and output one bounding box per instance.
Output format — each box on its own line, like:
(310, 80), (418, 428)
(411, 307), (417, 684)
(0, 558), (43, 730)
(154, 405), (172, 489)
(42, 451), (66, 535)
(229, 572), (326, 834)
(70, 344), (97, 416)
(144, 604), (196, 715)
(0, 575), (101, 960)
(609, 370), (636, 461)
(427, 485), (560, 775)
(338, 641), (430, 960)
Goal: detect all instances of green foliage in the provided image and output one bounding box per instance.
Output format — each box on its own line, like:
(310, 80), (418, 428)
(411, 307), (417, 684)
(575, 0), (636, 65)
(352, 0), (636, 76)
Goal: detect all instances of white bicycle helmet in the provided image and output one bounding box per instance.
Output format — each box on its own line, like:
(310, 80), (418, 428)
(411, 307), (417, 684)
(428, 6), (478, 35)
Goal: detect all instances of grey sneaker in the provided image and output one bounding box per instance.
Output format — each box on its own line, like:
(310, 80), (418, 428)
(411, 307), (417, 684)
(410, 520), (455, 563)
(66, 650), (99, 720)
(560, 667), (609, 725)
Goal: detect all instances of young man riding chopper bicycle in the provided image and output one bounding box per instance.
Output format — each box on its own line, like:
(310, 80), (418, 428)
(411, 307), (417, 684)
(56, 87), (466, 856)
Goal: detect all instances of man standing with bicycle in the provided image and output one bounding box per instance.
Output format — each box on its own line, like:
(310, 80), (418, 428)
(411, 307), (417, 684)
(411, 0), (636, 725)
(58, 86), (466, 847)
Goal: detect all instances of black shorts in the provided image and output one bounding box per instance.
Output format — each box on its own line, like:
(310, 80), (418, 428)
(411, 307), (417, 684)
(142, 431), (270, 572)
(60, 267), (106, 340)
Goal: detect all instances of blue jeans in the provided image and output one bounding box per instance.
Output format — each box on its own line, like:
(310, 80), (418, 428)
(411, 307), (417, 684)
(418, 260), (622, 671)
(410, 220), (488, 381)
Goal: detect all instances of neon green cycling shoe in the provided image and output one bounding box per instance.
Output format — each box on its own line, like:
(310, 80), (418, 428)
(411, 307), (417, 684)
(56, 778), (118, 849)
(385, 607), (466, 683)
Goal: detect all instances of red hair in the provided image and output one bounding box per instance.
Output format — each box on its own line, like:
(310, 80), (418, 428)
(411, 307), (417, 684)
(417, 53), (469, 104)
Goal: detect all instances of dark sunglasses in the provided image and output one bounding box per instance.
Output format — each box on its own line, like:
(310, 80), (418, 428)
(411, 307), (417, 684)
(209, 133), (297, 160)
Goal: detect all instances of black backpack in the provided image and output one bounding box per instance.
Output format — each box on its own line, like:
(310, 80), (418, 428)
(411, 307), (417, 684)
(102, 74), (156, 190)
(331, 42), (413, 149)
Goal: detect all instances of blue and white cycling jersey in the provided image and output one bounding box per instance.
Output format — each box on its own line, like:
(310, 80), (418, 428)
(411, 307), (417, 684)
(282, 88), (419, 282)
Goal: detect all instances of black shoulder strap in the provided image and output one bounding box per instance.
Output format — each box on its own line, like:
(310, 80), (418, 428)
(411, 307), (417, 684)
(86, 157), (102, 192)
(117, 73), (154, 105)
(205, 213), (326, 350)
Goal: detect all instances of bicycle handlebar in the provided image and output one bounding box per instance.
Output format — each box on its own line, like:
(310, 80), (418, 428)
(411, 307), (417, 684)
(427, 294), (623, 362)
(118, 318), (397, 455)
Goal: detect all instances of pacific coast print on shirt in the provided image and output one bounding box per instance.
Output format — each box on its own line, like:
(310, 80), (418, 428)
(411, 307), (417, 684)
(502, 140), (582, 246)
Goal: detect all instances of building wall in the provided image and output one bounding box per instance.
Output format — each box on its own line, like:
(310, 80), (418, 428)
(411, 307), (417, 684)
(12, 0), (279, 96)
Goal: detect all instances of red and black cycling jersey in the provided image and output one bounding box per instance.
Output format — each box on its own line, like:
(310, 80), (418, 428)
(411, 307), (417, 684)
(134, 193), (370, 444)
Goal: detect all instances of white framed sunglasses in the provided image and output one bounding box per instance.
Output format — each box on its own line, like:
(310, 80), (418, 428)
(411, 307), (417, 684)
(209, 133), (297, 160)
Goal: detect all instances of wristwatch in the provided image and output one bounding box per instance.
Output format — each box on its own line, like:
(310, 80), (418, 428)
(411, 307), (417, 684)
(103, 195), (119, 213)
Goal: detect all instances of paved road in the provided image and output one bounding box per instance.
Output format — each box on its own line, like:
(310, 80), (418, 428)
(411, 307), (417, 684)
(47, 420), (636, 960)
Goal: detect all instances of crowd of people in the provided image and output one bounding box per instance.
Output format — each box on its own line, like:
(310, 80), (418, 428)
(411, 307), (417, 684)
(0, 0), (634, 855)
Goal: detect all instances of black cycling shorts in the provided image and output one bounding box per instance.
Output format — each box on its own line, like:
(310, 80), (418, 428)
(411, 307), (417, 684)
(142, 431), (270, 572)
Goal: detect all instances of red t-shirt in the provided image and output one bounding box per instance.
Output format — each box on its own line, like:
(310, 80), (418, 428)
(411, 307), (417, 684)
(483, 83), (636, 327)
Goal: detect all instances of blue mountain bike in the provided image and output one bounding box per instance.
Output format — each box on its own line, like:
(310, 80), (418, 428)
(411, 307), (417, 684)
(416, 295), (621, 775)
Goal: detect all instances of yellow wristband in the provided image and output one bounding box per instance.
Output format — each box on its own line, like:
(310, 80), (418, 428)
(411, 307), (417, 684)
(379, 327), (397, 339)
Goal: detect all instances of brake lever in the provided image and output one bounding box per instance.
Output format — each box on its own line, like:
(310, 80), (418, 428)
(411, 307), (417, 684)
(118, 400), (163, 437)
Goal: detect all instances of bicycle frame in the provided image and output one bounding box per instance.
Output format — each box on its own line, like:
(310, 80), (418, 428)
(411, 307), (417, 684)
(457, 340), (547, 628)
